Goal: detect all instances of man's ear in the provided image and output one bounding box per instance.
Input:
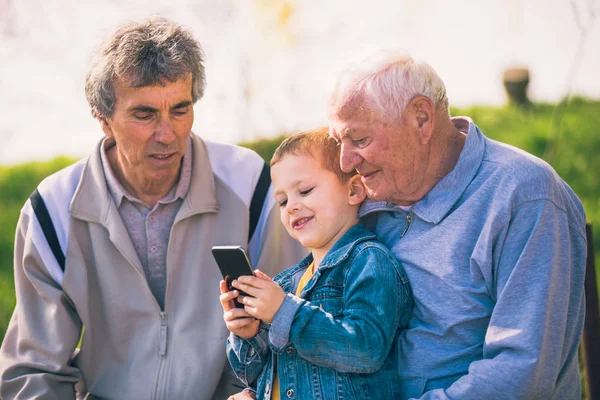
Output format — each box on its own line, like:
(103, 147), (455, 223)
(98, 115), (114, 138)
(408, 96), (434, 145)
(347, 175), (367, 205)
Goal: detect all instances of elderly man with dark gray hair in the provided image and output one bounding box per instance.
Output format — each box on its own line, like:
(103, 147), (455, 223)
(0, 17), (304, 399)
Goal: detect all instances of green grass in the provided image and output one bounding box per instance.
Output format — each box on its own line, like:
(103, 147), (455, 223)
(0, 99), (599, 343)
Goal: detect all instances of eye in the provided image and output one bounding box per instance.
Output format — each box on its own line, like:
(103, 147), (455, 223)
(133, 112), (153, 120)
(278, 199), (288, 207)
(300, 187), (314, 196)
(172, 108), (189, 117)
(352, 137), (368, 146)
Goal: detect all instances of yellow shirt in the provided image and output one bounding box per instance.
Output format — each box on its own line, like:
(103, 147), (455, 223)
(271, 262), (315, 400)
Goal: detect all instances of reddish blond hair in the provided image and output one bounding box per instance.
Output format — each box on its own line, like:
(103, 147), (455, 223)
(270, 127), (357, 182)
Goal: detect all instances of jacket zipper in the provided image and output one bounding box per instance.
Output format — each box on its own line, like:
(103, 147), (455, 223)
(151, 220), (184, 399)
(400, 213), (412, 237)
(110, 243), (168, 400)
(154, 311), (169, 400)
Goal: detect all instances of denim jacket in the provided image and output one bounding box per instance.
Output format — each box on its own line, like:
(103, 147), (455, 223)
(227, 224), (412, 399)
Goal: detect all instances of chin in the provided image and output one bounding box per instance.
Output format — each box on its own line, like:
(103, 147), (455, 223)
(297, 237), (319, 250)
(148, 168), (179, 181)
(366, 188), (386, 202)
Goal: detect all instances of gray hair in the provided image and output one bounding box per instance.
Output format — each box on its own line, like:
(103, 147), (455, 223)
(85, 17), (205, 119)
(329, 49), (449, 122)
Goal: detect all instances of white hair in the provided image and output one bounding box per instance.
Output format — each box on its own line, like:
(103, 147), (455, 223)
(328, 49), (449, 122)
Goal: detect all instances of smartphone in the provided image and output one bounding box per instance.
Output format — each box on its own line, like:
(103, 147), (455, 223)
(212, 246), (255, 308)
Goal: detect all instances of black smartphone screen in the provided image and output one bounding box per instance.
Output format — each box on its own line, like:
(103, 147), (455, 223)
(212, 246), (255, 308)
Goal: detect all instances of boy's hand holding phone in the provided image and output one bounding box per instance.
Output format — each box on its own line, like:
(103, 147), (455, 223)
(232, 270), (286, 324)
(219, 280), (260, 339)
(214, 245), (261, 339)
(212, 246), (285, 333)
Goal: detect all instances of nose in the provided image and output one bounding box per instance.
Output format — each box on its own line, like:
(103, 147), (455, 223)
(154, 116), (176, 145)
(285, 197), (300, 213)
(339, 143), (361, 173)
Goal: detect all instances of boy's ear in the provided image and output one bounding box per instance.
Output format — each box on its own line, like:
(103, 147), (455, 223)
(347, 175), (367, 205)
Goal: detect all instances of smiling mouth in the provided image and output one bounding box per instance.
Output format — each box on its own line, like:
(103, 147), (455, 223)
(150, 153), (176, 160)
(361, 170), (379, 181)
(292, 216), (313, 229)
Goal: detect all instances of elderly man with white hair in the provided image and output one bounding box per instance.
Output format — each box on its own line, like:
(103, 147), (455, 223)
(328, 50), (587, 399)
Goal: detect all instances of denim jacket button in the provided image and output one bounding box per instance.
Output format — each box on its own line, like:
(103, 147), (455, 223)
(286, 389), (294, 398)
(286, 346), (294, 355)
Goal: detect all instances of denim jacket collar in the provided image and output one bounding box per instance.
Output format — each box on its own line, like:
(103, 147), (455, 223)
(274, 224), (376, 283)
(358, 117), (485, 224)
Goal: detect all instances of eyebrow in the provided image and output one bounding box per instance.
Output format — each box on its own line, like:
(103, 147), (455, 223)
(128, 101), (192, 113)
(172, 101), (193, 109)
(129, 105), (157, 113)
(340, 127), (355, 139)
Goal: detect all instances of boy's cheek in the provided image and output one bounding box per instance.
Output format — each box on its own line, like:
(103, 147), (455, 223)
(279, 212), (288, 228)
(281, 219), (295, 237)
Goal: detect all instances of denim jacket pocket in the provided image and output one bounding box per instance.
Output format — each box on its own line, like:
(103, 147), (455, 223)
(345, 374), (371, 400)
(308, 283), (344, 316)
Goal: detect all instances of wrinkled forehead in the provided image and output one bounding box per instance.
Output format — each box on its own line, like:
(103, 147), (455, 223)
(329, 109), (362, 139)
(329, 108), (383, 141)
(328, 122), (349, 141)
(329, 89), (369, 120)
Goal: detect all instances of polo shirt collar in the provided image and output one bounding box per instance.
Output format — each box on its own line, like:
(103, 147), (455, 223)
(359, 117), (485, 224)
(99, 136), (192, 208)
(71, 132), (218, 225)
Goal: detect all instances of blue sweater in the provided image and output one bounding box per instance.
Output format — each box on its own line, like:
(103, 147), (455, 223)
(360, 117), (587, 399)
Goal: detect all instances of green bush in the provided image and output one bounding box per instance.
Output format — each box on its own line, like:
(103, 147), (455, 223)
(0, 157), (77, 334)
(0, 99), (599, 341)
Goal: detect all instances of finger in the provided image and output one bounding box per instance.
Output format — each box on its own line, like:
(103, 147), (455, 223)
(219, 290), (240, 311)
(226, 317), (257, 330)
(219, 293), (232, 311)
(219, 280), (228, 294)
(238, 295), (257, 308)
(225, 309), (257, 326)
(254, 270), (272, 281)
(220, 289), (240, 301)
(224, 307), (251, 323)
(231, 280), (262, 297)
(235, 275), (268, 288)
(243, 304), (260, 319)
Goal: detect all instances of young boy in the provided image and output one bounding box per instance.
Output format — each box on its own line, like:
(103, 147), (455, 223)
(219, 127), (412, 399)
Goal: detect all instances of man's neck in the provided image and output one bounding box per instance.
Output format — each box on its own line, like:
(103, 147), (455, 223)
(389, 122), (467, 207)
(422, 124), (467, 195)
(434, 124), (468, 179)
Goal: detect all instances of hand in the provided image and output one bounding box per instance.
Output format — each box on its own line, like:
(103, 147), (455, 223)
(219, 280), (259, 339)
(232, 270), (286, 324)
(227, 388), (257, 400)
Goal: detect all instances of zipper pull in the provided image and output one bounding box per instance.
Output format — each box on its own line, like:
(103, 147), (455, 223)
(400, 214), (412, 237)
(159, 312), (168, 356)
